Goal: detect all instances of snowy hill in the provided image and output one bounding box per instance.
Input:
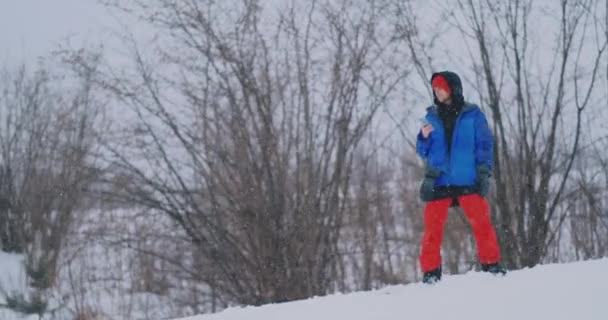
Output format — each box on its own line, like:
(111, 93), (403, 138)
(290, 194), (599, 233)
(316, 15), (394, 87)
(177, 259), (608, 320)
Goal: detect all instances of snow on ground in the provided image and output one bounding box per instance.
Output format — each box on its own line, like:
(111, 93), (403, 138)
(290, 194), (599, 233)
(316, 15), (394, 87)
(0, 252), (37, 320)
(177, 259), (608, 320)
(0, 252), (26, 296)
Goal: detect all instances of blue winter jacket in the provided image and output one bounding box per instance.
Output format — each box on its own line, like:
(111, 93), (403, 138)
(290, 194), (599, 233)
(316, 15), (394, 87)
(416, 102), (493, 187)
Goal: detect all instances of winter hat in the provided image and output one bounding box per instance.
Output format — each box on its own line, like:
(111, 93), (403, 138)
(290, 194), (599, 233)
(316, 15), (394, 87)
(431, 75), (452, 95)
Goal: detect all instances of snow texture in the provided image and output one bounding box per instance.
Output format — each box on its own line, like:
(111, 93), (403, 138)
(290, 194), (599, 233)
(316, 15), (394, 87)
(0, 252), (37, 320)
(177, 259), (608, 320)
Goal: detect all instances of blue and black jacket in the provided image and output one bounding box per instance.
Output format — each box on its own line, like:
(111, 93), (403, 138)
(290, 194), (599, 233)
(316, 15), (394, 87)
(416, 71), (494, 201)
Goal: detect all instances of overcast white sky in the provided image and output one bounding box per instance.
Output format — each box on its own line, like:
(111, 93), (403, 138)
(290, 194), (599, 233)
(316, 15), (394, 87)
(0, 0), (113, 64)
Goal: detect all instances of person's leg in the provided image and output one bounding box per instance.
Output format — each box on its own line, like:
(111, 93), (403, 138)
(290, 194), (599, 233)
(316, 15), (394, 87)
(457, 194), (501, 264)
(419, 198), (452, 272)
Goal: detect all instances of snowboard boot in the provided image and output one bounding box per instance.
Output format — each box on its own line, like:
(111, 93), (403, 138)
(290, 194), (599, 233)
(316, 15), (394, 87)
(422, 267), (442, 284)
(481, 263), (507, 275)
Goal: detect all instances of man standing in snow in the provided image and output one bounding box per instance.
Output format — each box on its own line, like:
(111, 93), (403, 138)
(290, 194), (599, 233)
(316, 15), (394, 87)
(416, 71), (506, 284)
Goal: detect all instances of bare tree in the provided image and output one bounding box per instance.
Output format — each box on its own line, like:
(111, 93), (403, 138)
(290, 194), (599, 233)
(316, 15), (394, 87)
(67, 0), (407, 308)
(446, 0), (607, 268)
(0, 63), (102, 317)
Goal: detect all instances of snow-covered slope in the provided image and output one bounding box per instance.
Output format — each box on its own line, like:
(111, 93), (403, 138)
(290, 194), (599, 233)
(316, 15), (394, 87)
(177, 259), (608, 320)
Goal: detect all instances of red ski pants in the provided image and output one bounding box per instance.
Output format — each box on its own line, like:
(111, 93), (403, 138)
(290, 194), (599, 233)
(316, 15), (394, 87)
(419, 194), (501, 272)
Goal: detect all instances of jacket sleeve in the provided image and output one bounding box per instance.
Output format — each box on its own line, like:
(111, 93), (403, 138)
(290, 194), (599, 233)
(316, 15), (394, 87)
(474, 111), (494, 169)
(416, 130), (431, 159)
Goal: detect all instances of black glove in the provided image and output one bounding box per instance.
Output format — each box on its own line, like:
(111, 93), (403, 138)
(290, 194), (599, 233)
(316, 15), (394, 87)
(420, 167), (441, 202)
(476, 164), (491, 198)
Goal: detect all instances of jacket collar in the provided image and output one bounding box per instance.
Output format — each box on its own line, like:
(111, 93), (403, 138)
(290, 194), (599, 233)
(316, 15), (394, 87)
(426, 102), (477, 115)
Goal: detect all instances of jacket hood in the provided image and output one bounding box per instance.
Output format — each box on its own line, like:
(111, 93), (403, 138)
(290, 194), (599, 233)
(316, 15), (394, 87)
(431, 71), (464, 108)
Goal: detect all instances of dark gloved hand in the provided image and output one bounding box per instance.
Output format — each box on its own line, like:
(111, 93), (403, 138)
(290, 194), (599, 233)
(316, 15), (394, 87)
(476, 164), (492, 198)
(420, 167), (441, 202)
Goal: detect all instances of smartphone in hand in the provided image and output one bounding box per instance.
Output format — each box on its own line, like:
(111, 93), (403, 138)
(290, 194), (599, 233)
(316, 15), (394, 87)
(420, 117), (430, 127)
(420, 117), (433, 139)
